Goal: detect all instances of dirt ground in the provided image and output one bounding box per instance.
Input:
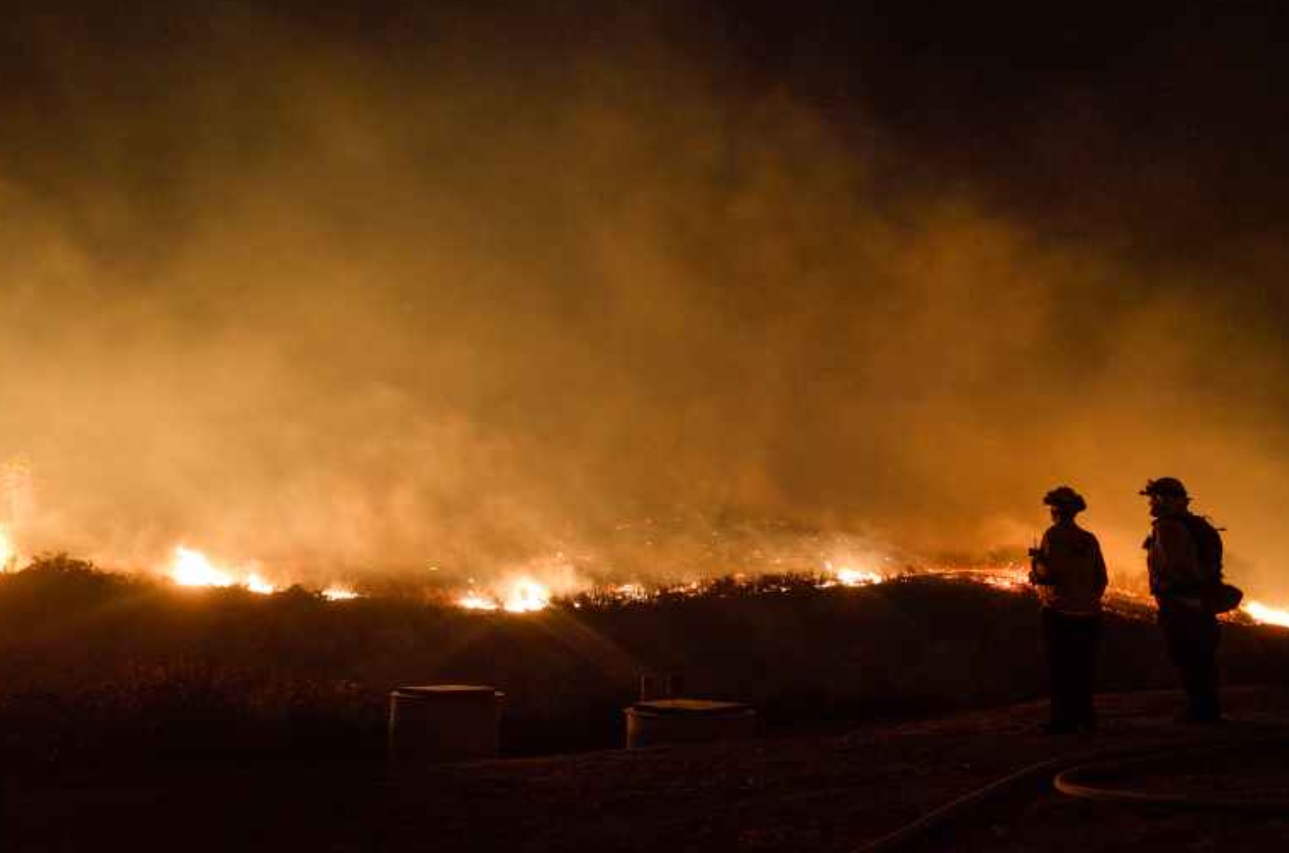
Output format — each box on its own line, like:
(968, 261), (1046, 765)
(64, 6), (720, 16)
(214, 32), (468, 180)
(4, 687), (1289, 852)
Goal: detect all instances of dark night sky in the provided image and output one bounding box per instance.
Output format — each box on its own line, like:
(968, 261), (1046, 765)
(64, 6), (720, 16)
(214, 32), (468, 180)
(5, 1), (1286, 255)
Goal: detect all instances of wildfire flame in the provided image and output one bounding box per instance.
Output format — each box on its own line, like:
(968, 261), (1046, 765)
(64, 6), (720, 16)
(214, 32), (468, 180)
(71, 541), (1289, 627)
(503, 578), (551, 612)
(171, 546), (236, 588)
(457, 576), (552, 613)
(615, 582), (649, 601)
(818, 561), (885, 588)
(458, 592), (500, 611)
(149, 544), (1289, 631)
(835, 566), (885, 587)
(1244, 600), (1289, 628)
(245, 572), (277, 595)
(0, 526), (14, 572)
(169, 546), (275, 594)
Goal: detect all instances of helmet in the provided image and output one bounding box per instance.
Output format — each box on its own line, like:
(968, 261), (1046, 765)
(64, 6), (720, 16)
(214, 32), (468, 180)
(1043, 485), (1087, 513)
(1140, 477), (1189, 499)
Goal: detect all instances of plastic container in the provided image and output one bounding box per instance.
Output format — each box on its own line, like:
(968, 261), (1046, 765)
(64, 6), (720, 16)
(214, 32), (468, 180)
(388, 684), (504, 762)
(624, 698), (756, 748)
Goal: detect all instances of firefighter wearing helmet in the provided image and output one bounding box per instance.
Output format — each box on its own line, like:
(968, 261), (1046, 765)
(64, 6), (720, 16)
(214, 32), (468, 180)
(1029, 485), (1108, 734)
(1142, 477), (1224, 724)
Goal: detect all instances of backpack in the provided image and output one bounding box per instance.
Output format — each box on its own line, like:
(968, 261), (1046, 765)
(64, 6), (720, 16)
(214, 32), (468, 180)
(1178, 514), (1243, 614)
(1179, 514), (1223, 583)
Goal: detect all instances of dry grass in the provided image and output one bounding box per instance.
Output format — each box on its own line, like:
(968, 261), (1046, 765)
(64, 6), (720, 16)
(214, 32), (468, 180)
(2, 555), (1287, 765)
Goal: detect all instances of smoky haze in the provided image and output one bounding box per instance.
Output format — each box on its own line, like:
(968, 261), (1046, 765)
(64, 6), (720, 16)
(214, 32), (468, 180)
(1, 2), (1287, 599)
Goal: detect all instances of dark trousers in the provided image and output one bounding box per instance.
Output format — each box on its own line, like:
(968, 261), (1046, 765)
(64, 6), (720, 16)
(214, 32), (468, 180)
(1042, 608), (1101, 729)
(1159, 605), (1221, 722)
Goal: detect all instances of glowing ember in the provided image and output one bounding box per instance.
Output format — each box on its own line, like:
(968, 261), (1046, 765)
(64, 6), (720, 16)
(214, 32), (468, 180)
(919, 565), (1029, 592)
(984, 576), (1020, 590)
(615, 582), (650, 601)
(980, 566), (1028, 590)
(1244, 600), (1289, 628)
(321, 585), (360, 601)
(503, 578), (551, 613)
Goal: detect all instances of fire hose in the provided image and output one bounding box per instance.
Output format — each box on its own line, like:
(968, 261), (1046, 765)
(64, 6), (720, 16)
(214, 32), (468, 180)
(853, 725), (1289, 852)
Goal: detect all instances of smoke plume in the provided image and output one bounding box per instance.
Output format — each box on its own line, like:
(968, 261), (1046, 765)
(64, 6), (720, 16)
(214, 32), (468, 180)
(2, 2), (1286, 600)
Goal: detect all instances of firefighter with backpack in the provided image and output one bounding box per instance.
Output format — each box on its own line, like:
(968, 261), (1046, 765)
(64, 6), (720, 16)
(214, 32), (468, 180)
(1141, 477), (1239, 724)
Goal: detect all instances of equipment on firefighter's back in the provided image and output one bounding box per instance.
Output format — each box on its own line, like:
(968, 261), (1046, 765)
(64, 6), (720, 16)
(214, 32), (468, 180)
(1202, 582), (1243, 615)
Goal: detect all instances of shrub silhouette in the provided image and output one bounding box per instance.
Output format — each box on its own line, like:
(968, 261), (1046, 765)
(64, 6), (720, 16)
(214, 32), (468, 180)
(0, 558), (1286, 763)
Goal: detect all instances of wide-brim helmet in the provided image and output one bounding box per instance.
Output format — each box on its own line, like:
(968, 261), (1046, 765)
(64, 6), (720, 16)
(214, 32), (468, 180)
(1043, 485), (1087, 513)
(1140, 477), (1189, 499)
